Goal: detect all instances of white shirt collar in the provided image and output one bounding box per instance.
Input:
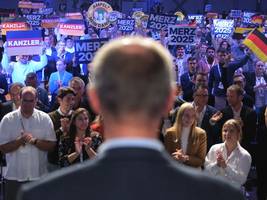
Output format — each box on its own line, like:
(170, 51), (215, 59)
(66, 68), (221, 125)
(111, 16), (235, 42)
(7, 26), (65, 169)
(57, 108), (73, 117)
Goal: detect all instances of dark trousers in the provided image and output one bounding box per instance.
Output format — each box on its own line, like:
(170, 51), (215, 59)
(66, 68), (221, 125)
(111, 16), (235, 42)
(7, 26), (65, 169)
(5, 179), (29, 200)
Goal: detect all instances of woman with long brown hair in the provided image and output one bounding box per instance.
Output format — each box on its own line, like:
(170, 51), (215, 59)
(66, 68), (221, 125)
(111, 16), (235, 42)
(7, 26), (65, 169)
(164, 102), (207, 168)
(58, 108), (102, 167)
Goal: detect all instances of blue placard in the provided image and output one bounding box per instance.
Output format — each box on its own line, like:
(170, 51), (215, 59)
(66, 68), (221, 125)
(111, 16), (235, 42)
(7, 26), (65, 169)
(213, 19), (234, 39)
(75, 39), (109, 64)
(243, 12), (256, 25)
(187, 14), (203, 24)
(168, 25), (196, 45)
(117, 19), (135, 32)
(23, 14), (43, 27)
(230, 10), (243, 18)
(6, 30), (42, 56)
(147, 13), (176, 31)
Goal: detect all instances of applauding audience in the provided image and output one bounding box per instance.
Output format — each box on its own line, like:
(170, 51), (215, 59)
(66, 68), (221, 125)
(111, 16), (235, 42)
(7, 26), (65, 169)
(205, 119), (251, 188)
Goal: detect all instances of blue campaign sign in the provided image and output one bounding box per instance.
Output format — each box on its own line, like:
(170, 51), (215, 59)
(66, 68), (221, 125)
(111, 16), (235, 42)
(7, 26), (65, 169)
(147, 13), (176, 31)
(23, 14), (43, 27)
(75, 39), (109, 64)
(213, 19), (234, 39)
(187, 14), (203, 24)
(6, 30), (42, 56)
(117, 19), (135, 32)
(243, 12), (256, 25)
(230, 10), (243, 18)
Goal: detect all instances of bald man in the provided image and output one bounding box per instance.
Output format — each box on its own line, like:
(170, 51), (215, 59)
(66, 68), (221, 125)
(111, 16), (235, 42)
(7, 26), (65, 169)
(18, 37), (243, 200)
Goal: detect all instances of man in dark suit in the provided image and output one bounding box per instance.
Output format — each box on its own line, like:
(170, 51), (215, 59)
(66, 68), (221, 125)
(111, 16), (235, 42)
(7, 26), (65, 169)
(210, 84), (257, 156)
(193, 84), (218, 151)
(17, 37), (243, 200)
(180, 56), (197, 102)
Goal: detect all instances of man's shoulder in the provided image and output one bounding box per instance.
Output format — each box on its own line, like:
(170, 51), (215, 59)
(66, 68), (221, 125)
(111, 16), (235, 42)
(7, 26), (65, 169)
(17, 151), (243, 200)
(1, 109), (19, 121)
(206, 105), (217, 114)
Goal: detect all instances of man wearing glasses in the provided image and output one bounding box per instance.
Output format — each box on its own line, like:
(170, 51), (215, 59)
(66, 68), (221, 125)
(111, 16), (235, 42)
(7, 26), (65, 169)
(0, 86), (56, 200)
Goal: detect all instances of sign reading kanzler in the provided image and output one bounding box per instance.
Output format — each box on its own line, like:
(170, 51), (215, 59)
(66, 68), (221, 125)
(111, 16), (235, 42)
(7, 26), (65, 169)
(168, 25), (196, 45)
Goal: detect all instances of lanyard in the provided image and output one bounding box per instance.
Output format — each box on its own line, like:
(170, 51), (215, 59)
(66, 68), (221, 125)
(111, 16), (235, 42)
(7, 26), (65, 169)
(216, 65), (222, 79)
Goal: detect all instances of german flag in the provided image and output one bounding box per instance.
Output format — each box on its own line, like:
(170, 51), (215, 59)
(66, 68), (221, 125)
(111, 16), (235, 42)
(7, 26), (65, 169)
(243, 28), (267, 62)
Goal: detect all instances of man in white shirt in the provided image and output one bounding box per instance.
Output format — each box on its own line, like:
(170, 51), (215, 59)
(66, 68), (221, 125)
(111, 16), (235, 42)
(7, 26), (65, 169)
(0, 86), (56, 200)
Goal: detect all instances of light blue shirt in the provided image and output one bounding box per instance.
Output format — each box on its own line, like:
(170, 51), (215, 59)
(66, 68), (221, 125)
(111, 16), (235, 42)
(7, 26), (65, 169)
(98, 138), (164, 154)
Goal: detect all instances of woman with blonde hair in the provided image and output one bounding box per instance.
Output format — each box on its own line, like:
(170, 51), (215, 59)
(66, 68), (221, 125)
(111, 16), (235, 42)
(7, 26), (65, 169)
(205, 119), (251, 188)
(164, 102), (207, 168)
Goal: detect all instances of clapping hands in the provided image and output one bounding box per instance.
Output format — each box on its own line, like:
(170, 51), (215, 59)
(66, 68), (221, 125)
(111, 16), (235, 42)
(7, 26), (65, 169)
(74, 137), (92, 154)
(172, 149), (189, 163)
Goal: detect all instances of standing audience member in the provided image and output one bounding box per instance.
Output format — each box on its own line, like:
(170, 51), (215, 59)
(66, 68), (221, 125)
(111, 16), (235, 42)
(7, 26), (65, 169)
(193, 84), (218, 151)
(208, 48), (250, 110)
(48, 59), (73, 106)
(58, 108), (97, 167)
(1, 45), (47, 84)
(18, 37), (243, 200)
(0, 83), (24, 121)
(25, 72), (50, 112)
(253, 61), (267, 114)
(233, 74), (254, 108)
(165, 103), (207, 168)
(0, 71), (8, 103)
(180, 57), (198, 102)
(48, 87), (75, 171)
(0, 86), (56, 200)
(205, 119), (251, 188)
(43, 35), (58, 82)
(69, 77), (96, 120)
(256, 106), (267, 200)
(210, 85), (257, 160)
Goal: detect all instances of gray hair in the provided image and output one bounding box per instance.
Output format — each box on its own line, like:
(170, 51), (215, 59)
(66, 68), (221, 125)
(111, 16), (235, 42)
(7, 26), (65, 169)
(91, 36), (175, 119)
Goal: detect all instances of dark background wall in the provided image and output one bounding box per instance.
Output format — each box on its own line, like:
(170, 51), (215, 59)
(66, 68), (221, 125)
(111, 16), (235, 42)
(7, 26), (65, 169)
(0, 0), (266, 14)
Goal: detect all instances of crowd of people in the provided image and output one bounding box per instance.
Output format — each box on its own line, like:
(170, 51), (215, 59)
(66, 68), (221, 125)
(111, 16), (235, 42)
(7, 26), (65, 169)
(0, 2), (267, 200)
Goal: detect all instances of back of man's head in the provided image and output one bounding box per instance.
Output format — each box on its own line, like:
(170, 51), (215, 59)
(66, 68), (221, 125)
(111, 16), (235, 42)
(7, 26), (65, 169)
(91, 37), (174, 120)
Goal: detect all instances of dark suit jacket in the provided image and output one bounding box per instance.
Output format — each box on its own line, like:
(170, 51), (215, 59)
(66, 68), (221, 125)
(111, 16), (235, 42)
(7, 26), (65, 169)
(0, 73), (8, 103)
(18, 147), (243, 200)
(200, 105), (218, 151)
(180, 72), (194, 102)
(215, 105), (257, 152)
(208, 55), (249, 97)
(0, 101), (13, 121)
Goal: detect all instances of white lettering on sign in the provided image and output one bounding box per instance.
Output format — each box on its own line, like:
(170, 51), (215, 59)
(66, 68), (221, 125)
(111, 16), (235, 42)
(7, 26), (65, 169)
(2, 23), (26, 29)
(8, 39), (41, 47)
(59, 24), (83, 30)
(148, 14), (176, 31)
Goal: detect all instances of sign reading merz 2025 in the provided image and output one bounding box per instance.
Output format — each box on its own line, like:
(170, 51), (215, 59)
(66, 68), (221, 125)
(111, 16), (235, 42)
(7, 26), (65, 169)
(168, 26), (196, 45)
(87, 1), (113, 29)
(75, 39), (109, 64)
(147, 13), (176, 31)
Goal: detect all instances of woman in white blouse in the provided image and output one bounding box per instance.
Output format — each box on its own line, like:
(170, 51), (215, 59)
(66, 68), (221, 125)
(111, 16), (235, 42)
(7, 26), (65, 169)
(204, 119), (251, 188)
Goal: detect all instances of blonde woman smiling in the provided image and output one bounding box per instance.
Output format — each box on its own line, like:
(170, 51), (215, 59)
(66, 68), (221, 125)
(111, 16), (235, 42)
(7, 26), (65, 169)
(205, 119), (251, 188)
